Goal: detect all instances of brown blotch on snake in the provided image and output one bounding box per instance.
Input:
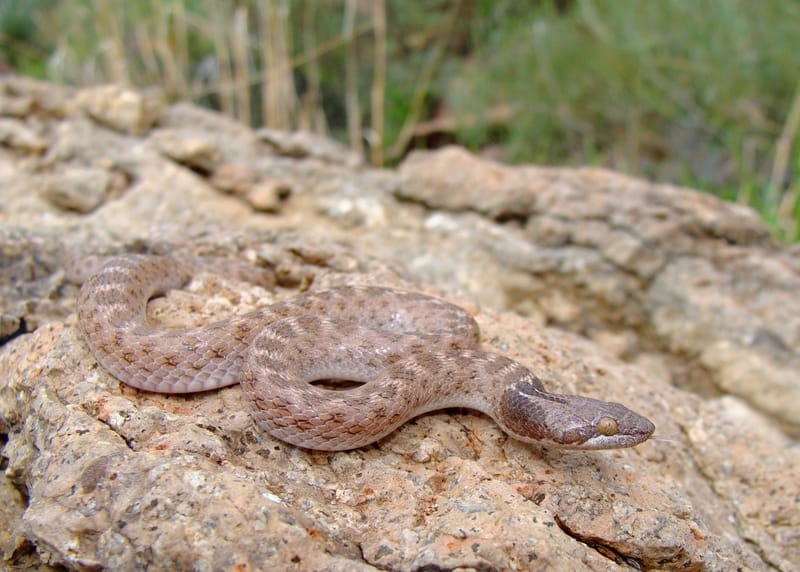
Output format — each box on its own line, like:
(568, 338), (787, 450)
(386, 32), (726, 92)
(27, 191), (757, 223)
(70, 255), (655, 451)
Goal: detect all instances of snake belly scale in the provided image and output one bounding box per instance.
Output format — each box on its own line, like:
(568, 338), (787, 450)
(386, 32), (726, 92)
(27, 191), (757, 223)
(74, 255), (655, 451)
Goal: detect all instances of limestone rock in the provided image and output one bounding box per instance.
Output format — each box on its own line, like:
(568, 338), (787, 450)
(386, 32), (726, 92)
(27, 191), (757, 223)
(0, 76), (797, 571)
(210, 163), (259, 196)
(148, 128), (223, 173)
(0, 117), (47, 153)
(37, 166), (114, 212)
(76, 84), (165, 136)
(257, 127), (364, 168)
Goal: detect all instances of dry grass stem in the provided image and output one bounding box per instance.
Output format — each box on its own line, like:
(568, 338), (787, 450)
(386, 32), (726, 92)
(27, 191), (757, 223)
(343, 0), (363, 156)
(370, 0), (386, 166)
(232, 5), (251, 125)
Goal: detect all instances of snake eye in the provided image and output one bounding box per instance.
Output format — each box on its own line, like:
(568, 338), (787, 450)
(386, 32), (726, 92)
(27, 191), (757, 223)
(597, 417), (619, 436)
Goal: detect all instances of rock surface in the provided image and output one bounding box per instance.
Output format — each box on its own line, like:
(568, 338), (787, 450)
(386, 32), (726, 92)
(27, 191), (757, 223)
(0, 75), (798, 571)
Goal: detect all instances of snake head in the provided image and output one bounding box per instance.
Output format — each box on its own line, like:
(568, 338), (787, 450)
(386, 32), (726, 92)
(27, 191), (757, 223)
(550, 399), (656, 449)
(498, 381), (655, 449)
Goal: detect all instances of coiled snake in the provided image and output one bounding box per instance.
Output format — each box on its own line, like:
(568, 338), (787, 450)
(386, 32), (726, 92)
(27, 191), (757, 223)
(72, 255), (655, 451)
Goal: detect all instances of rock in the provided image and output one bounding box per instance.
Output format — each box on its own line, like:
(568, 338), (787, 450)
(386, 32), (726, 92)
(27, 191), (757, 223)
(0, 90), (34, 118)
(210, 163), (259, 196)
(0, 473), (27, 561)
(0, 117), (48, 153)
(0, 226), (65, 341)
(76, 84), (165, 136)
(257, 126), (364, 168)
(0, 77), (797, 571)
(686, 396), (800, 570)
(245, 178), (292, 212)
(398, 145), (544, 217)
(148, 128), (223, 173)
(37, 166), (114, 212)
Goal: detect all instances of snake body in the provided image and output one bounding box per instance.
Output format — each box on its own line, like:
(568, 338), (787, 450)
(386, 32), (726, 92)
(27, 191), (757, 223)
(74, 255), (655, 451)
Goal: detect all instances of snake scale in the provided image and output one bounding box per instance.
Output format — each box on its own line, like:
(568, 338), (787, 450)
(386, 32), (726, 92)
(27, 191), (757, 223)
(72, 255), (655, 451)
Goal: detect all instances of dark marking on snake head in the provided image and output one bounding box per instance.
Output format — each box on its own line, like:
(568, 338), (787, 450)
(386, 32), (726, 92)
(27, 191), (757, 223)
(498, 384), (549, 441)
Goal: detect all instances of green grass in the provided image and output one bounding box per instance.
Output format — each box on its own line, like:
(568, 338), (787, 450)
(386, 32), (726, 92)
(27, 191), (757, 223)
(1, 0), (798, 241)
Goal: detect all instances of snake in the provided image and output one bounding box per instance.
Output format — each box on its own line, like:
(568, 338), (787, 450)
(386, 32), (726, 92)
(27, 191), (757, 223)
(72, 254), (655, 451)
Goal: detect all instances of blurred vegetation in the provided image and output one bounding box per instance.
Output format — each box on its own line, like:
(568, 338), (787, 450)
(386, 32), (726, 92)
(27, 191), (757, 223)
(1, 0), (798, 241)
